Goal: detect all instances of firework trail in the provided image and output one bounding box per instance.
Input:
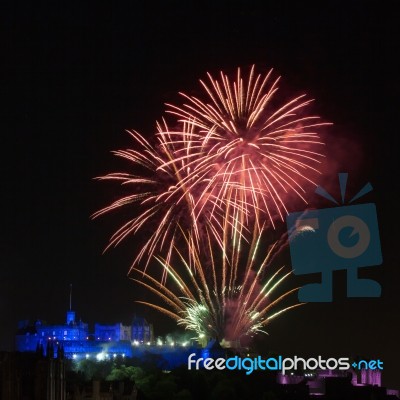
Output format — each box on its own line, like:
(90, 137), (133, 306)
(130, 225), (303, 345)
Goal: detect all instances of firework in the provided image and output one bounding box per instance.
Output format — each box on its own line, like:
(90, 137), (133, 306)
(95, 66), (329, 268)
(131, 226), (303, 346)
(92, 125), (205, 271)
(163, 65), (330, 232)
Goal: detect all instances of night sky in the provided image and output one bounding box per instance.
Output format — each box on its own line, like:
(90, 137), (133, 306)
(3, 1), (399, 389)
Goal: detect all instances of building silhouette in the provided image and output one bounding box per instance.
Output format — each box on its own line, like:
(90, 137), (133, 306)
(0, 344), (66, 400)
(278, 368), (399, 399)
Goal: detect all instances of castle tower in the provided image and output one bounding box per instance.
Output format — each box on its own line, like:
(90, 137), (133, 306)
(66, 311), (76, 325)
(361, 368), (367, 384)
(66, 284), (76, 325)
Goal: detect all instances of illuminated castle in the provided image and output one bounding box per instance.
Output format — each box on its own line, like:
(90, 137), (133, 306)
(16, 307), (154, 360)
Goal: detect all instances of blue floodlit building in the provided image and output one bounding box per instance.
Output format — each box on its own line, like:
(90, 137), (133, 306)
(16, 308), (155, 360)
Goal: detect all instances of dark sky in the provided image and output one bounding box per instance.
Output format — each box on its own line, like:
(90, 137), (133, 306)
(3, 0), (399, 389)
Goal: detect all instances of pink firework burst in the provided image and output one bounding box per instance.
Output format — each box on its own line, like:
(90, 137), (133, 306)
(164, 65), (330, 233)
